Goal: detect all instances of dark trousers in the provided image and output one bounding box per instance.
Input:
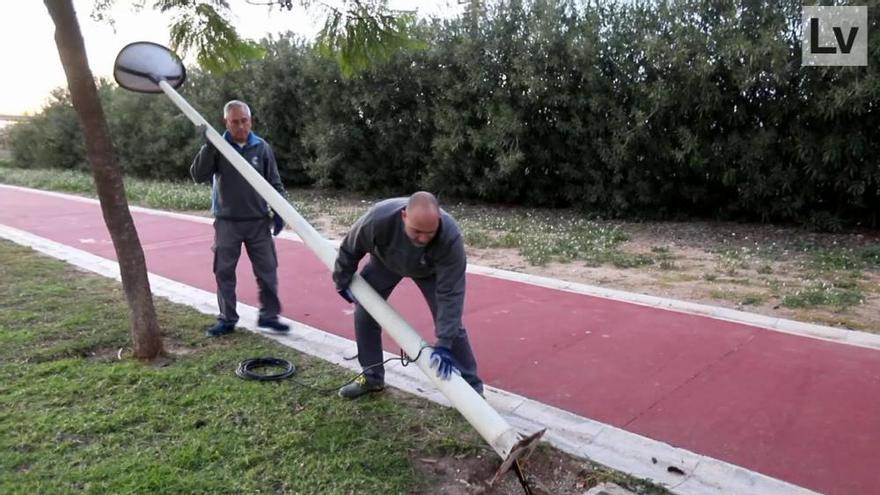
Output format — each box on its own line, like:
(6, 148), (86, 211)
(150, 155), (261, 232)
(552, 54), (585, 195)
(212, 218), (280, 323)
(355, 259), (483, 393)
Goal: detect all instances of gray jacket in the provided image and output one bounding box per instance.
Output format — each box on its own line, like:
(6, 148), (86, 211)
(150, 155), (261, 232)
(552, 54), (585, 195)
(333, 198), (467, 347)
(190, 131), (285, 220)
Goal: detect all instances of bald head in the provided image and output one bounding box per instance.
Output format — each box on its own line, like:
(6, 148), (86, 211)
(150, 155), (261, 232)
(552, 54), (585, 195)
(402, 191), (440, 247)
(407, 191), (439, 210)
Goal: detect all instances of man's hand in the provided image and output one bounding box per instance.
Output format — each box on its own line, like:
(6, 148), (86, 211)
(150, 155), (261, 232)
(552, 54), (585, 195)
(272, 212), (284, 236)
(337, 287), (356, 304)
(429, 346), (460, 380)
(195, 123), (209, 143)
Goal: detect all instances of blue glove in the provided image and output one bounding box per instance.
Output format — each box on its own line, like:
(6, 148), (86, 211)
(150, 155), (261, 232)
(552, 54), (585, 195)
(272, 212), (284, 236)
(337, 287), (356, 304)
(429, 346), (459, 380)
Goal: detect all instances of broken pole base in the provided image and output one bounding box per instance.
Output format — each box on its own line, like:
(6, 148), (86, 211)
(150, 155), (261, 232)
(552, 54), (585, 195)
(491, 428), (546, 485)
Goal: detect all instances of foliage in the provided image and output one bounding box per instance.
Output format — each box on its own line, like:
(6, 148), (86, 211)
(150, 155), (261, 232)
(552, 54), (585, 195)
(7, 89), (86, 170)
(159, 0), (268, 72)
(94, 0), (421, 75)
(101, 81), (202, 180)
(317, 3), (428, 77)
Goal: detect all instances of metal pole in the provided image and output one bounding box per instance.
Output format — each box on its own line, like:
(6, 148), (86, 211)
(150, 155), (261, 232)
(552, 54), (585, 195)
(156, 80), (535, 462)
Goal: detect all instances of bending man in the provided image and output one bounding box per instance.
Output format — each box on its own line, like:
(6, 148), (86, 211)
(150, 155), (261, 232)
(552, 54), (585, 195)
(332, 191), (483, 398)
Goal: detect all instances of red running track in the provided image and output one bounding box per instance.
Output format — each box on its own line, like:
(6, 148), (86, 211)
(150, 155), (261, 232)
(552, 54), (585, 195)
(2, 185), (879, 494)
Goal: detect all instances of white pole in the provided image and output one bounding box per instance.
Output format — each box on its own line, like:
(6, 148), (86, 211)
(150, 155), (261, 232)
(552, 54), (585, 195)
(157, 80), (528, 461)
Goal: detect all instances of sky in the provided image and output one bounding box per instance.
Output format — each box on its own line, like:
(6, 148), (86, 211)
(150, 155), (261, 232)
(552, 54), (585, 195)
(0, 0), (463, 117)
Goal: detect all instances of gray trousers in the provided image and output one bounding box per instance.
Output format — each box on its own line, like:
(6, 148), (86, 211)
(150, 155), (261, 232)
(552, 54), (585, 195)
(356, 259), (483, 393)
(212, 218), (280, 323)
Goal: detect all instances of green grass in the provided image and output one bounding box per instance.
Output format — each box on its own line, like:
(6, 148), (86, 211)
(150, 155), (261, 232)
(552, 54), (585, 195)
(0, 240), (668, 494)
(451, 205), (631, 266)
(804, 246), (880, 273)
(0, 166), (97, 195)
(707, 288), (767, 306)
(711, 247), (751, 271)
(281, 189), (376, 226)
(0, 241), (482, 494)
(607, 251), (654, 269)
(0, 165), (211, 211)
(772, 247), (873, 310)
(860, 246), (880, 268)
(781, 281), (865, 310)
(125, 180), (211, 210)
(701, 243), (874, 313)
(809, 248), (864, 271)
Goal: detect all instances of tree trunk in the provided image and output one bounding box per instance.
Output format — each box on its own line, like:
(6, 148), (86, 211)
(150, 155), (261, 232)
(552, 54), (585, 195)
(44, 0), (164, 360)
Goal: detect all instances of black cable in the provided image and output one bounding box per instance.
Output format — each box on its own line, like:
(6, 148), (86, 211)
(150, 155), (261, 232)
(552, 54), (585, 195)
(290, 345), (435, 394)
(235, 357), (296, 381)
(235, 345), (437, 393)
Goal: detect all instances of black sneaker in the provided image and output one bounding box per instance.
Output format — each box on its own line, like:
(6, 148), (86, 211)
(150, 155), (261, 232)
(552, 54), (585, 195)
(257, 317), (290, 333)
(338, 375), (385, 399)
(206, 320), (235, 337)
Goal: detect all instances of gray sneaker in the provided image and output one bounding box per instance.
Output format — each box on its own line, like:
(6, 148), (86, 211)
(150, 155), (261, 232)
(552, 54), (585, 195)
(338, 375), (384, 399)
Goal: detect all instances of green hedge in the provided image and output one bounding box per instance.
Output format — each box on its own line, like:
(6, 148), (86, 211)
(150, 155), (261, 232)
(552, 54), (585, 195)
(7, 0), (880, 229)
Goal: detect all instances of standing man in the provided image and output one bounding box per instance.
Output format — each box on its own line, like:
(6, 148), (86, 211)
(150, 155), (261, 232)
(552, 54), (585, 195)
(191, 100), (289, 336)
(332, 191), (483, 398)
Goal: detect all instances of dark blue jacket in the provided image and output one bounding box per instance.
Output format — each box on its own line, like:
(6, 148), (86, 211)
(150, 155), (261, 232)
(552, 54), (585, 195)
(190, 131), (285, 220)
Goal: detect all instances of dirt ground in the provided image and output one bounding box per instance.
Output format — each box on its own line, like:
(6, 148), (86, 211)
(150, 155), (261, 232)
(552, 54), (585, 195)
(409, 448), (663, 495)
(380, 389), (669, 495)
(478, 222), (879, 333)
